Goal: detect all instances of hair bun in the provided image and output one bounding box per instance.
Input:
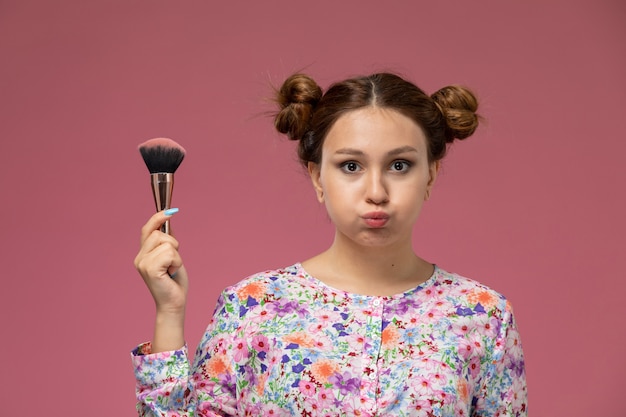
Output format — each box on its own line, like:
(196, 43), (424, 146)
(274, 74), (323, 141)
(431, 85), (480, 142)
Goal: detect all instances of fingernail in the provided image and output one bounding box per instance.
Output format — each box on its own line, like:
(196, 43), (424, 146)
(164, 208), (179, 216)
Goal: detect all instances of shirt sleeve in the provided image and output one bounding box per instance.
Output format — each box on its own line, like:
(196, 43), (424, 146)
(473, 300), (528, 417)
(131, 291), (241, 416)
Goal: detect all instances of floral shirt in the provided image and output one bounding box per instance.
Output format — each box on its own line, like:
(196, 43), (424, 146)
(132, 264), (527, 416)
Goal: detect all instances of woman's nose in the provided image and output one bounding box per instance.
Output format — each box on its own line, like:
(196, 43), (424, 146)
(365, 171), (389, 205)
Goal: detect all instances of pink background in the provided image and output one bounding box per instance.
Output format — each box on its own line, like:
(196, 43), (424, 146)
(1, 1), (624, 415)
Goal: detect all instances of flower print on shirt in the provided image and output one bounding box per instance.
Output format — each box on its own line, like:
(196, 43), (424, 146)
(132, 264), (527, 416)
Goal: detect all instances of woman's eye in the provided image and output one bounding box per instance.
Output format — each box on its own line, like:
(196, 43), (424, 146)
(340, 162), (361, 173)
(391, 160), (411, 172)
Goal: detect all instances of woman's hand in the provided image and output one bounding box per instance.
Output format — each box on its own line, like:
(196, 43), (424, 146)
(134, 209), (187, 352)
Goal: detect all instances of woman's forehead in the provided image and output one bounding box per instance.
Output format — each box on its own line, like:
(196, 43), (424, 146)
(323, 107), (428, 154)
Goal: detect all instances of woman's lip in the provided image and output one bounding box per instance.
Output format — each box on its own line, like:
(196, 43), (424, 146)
(362, 212), (389, 228)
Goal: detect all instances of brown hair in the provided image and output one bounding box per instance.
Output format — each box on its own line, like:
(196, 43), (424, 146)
(274, 72), (479, 164)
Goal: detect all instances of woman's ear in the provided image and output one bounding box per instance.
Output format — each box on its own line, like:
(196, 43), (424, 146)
(425, 160), (441, 201)
(307, 162), (324, 203)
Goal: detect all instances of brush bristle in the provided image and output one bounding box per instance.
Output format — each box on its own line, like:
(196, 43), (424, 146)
(138, 138), (186, 173)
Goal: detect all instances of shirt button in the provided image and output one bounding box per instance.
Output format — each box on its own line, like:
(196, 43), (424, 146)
(372, 299), (381, 307)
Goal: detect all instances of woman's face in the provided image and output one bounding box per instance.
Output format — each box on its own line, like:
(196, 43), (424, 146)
(308, 107), (439, 249)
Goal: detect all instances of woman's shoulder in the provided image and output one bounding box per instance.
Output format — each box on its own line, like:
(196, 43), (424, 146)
(227, 263), (302, 287)
(218, 263), (306, 300)
(434, 266), (501, 292)
(432, 266), (513, 313)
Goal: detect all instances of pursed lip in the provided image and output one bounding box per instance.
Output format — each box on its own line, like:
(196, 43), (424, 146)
(361, 211), (390, 228)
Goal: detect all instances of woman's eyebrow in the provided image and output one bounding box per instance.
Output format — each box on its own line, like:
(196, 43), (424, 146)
(333, 146), (418, 156)
(334, 148), (364, 156)
(387, 146), (418, 156)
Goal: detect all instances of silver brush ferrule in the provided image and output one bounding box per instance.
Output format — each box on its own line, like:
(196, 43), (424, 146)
(150, 173), (174, 234)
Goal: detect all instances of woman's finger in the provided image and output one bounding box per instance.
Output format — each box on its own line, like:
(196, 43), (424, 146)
(138, 229), (179, 257)
(135, 236), (180, 273)
(139, 208), (180, 244)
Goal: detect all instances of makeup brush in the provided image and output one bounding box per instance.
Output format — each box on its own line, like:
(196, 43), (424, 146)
(138, 137), (186, 234)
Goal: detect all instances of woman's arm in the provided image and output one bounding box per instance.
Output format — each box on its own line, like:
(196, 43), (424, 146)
(474, 301), (528, 417)
(132, 291), (241, 417)
(134, 210), (188, 352)
(132, 211), (240, 415)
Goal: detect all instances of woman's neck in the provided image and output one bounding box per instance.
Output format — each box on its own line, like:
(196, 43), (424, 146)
(302, 233), (434, 296)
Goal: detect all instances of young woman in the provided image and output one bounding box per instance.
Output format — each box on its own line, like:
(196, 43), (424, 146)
(132, 73), (527, 416)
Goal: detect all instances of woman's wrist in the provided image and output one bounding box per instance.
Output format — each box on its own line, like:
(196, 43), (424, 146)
(152, 310), (185, 353)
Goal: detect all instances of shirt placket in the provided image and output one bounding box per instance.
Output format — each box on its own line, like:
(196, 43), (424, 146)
(359, 296), (385, 415)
